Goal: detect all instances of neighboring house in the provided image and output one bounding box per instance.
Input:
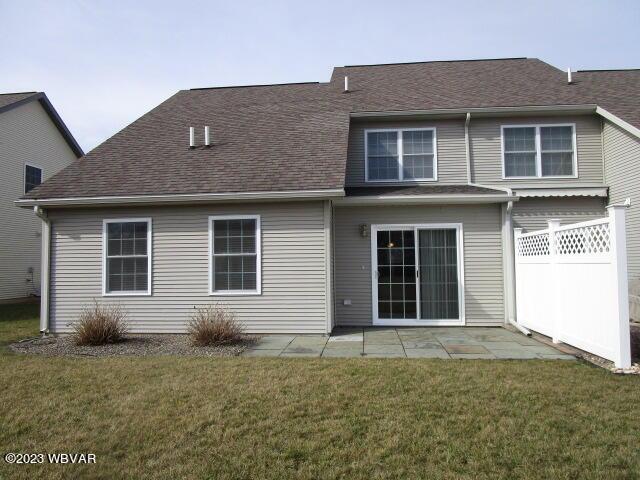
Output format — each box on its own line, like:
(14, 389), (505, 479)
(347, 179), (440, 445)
(0, 92), (82, 302)
(15, 58), (640, 333)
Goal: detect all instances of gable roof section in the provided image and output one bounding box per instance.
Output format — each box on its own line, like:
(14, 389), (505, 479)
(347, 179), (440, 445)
(23, 83), (349, 200)
(19, 58), (640, 202)
(0, 92), (84, 158)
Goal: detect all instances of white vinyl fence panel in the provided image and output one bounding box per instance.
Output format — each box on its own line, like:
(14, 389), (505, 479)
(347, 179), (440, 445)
(514, 206), (631, 368)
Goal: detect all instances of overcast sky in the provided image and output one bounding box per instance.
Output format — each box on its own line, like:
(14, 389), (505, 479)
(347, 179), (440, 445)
(1, 0), (638, 152)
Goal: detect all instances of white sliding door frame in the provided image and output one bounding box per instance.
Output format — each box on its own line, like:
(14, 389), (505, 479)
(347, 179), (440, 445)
(370, 223), (466, 326)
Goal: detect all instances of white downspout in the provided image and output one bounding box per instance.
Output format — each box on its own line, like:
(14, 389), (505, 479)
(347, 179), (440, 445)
(465, 112), (472, 183)
(34, 206), (50, 335)
(464, 112), (528, 335)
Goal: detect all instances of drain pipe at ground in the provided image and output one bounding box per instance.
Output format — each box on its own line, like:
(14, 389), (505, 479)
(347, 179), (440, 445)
(34, 206), (50, 336)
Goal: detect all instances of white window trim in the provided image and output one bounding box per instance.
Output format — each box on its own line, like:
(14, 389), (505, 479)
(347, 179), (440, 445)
(365, 128), (438, 183)
(208, 214), (262, 296)
(370, 222), (466, 327)
(501, 123), (578, 180)
(24, 163), (43, 194)
(102, 218), (152, 297)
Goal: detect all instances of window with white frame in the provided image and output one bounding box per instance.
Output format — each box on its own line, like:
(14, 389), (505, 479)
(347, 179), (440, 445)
(103, 219), (151, 295)
(24, 164), (42, 193)
(366, 128), (436, 181)
(502, 124), (576, 178)
(210, 215), (261, 294)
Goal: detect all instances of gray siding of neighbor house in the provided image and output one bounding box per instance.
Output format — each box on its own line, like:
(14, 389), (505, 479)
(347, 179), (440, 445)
(0, 101), (76, 301)
(512, 197), (607, 232)
(48, 202), (329, 334)
(333, 204), (504, 326)
(470, 115), (604, 187)
(603, 121), (640, 280)
(346, 120), (468, 186)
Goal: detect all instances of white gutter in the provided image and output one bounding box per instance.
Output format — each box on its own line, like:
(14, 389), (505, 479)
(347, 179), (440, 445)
(15, 188), (345, 208)
(350, 104), (598, 119)
(34, 206), (50, 335)
(596, 106), (640, 140)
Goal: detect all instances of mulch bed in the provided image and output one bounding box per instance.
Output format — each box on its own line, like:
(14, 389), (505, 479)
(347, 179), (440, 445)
(9, 334), (256, 358)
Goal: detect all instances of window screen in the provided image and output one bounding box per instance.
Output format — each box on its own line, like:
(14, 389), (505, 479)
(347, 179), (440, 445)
(540, 126), (574, 176)
(402, 130), (434, 180)
(367, 131), (399, 180)
(25, 165), (42, 193)
(503, 127), (537, 177)
(212, 218), (258, 292)
(105, 221), (149, 293)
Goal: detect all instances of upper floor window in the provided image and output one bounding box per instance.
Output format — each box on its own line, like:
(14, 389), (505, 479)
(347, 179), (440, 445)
(24, 164), (42, 193)
(502, 124), (577, 178)
(366, 128), (437, 182)
(103, 218), (152, 296)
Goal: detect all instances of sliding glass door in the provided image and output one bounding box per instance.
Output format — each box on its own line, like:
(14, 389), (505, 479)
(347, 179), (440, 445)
(373, 224), (463, 325)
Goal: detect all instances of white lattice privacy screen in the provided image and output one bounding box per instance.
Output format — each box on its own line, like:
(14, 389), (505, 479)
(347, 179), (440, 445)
(514, 207), (631, 368)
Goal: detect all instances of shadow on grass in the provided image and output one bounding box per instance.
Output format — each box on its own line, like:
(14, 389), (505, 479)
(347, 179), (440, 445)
(0, 301), (40, 348)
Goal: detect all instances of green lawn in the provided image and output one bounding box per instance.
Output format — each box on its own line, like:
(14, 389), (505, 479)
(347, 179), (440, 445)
(0, 304), (639, 480)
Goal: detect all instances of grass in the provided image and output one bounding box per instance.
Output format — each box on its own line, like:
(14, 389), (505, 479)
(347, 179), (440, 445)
(0, 303), (639, 479)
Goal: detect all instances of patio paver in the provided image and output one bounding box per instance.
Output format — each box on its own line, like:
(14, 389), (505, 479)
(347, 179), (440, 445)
(241, 327), (576, 359)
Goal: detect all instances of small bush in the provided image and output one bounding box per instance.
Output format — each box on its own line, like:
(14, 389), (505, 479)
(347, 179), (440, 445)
(72, 301), (129, 346)
(188, 304), (245, 346)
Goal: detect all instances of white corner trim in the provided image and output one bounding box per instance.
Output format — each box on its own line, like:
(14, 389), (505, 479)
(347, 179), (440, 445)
(208, 214), (262, 296)
(15, 189), (345, 208)
(596, 106), (640, 140)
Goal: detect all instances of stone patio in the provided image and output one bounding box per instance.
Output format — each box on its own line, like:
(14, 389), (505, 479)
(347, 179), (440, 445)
(242, 327), (576, 359)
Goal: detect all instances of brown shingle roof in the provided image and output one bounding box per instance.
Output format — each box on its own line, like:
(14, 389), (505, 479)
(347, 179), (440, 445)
(22, 58), (640, 201)
(0, 92), (38, 110)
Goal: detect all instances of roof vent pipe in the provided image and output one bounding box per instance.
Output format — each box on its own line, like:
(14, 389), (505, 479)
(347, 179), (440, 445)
(204, 126), (210, 147)
(567, 67), (572, 84)
(189, 127), (195, 148)
(344, 76), (349, 93)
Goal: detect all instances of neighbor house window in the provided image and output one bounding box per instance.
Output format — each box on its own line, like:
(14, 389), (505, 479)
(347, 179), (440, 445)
(24, 164), (42, 193)
(502, 124), (576, 178)
(366, 128), (437, 182)
(209, 215), (261, 295)
(103, 218), (152, 295)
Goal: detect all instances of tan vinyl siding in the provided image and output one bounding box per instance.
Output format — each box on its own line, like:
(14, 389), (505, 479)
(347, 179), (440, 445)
(48, 202), (329, 334)
(346, 120), (468, 186)
(0, 101), (76, 300)
(603, 121), (640, 280)
(333, 204), (504, 326)
(470, 115), (604, 187)
(512, 197), (606, 232)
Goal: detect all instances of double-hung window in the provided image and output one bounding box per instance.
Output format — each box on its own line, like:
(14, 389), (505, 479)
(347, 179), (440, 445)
(502, 124), (577, 178)
(103, 219), (152, 295)
(209, 215), (261, 295)
(24, 164), (42, 193)
(366, 128), (437, 182)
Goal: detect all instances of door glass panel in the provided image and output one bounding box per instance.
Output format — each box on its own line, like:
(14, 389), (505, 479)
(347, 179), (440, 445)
(376, 229), (416, 319)
(419, 229), (460, 320)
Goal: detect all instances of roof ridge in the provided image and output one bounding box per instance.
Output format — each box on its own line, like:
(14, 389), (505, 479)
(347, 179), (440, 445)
(343, 57), (529, 68)
(190, 81), (320, 91)
(0, 91), (38, 96)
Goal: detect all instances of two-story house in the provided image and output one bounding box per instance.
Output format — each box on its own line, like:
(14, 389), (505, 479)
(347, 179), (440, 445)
(15, 58), (640, 333)
(0, 92), (82, 302)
